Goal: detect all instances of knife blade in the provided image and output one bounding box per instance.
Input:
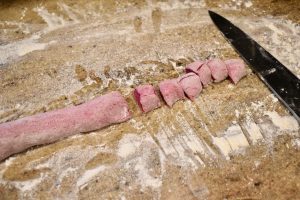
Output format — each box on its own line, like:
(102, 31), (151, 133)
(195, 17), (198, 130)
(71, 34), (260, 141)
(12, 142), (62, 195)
(208, 10), (300, 122)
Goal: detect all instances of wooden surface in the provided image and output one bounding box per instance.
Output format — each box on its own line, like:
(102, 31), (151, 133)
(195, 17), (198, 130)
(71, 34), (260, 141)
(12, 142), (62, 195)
(0, 0), (299, 199)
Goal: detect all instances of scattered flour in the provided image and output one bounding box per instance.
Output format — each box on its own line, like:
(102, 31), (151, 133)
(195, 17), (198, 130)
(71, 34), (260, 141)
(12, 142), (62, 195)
(221, 0), (253, 9)
(212, 136), (232, 159)
(0, 36), (47, 65)
(0, 5), (78, 66)
(291, 138), (300, 149)
(254, 160), (261, 168)
(227, 84), (234, 89)
(76, 165), (107, 188)
(153, 0), (206, 11)
(20, 8), (28, 20)
(34, 161), (51, 170)
(243, 120), (264, 144)
(134, 157), (162, 190)
(0, 157), (16, 178)
(244, 0), (253, 8)
(129, 119), (145, 130)
(235, 109), (240, 118)
(268, 94), (279, 103)
(235, 16), (300, 78)
(57, 3), (81, 23)
(4, 157), (16, 167)
(157, 123), (202, 169)
(57, 167), (77, 185)
(120, 195), (127, 200)
(264, 111), (299, 132)
(251, 101), (264, 111)
(17, 40), (46, 57)
(117, 134), (144, 158)
(213, 124), (249, 159)
(224, 125), (249, 151)
(13, 173), (46, 192)
(117, 133), (163, 190)
(33, 6), (69, 32)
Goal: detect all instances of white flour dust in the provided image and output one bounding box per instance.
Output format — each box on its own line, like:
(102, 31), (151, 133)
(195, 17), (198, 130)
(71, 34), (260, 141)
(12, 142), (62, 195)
(117, 133), (163, 190)
(76, 165), (106, 188)
(0, 4), (77, 66)
(264, 111), (299, 132)
(233, 16), (300, 78)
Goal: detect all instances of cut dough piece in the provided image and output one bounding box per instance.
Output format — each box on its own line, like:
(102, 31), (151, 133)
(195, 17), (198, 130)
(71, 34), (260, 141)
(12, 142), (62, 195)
(159, 79), (185, 107)
(133, 84), (161, 113)
(225, 59), (247, 84)
(178, 72), (202, 101)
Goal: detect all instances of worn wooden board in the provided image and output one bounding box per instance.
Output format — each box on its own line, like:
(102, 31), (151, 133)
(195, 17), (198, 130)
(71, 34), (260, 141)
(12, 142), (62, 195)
(0, 0), (299, 199)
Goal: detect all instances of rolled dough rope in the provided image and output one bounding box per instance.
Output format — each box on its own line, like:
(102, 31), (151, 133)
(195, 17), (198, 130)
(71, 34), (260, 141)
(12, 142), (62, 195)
(0, 91), (131, 161)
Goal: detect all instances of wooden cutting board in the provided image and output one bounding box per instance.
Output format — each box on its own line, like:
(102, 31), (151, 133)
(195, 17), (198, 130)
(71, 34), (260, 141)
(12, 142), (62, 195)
(0, 0), (299, 199)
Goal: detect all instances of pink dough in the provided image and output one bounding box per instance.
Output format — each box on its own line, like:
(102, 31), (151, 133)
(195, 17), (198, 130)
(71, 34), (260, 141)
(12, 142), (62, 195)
(207, 58), (228, 82)
(198, 63), (213, 86)
(225, 59), (247, 84)
(186, 61), (212, 86)
(178, 73), (202, 101)
(0, 91), (131, 161)
(159, 79), (185, 107)
(133, 85), (161, 113)
(185, 61), (205, 73)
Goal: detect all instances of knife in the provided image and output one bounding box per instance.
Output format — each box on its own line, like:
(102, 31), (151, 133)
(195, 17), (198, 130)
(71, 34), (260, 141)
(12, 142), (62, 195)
(208, 10), (300, 122)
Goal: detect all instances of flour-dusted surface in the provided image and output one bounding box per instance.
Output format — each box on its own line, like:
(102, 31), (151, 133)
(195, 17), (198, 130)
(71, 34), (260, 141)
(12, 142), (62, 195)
(0, 0), (300, 199)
